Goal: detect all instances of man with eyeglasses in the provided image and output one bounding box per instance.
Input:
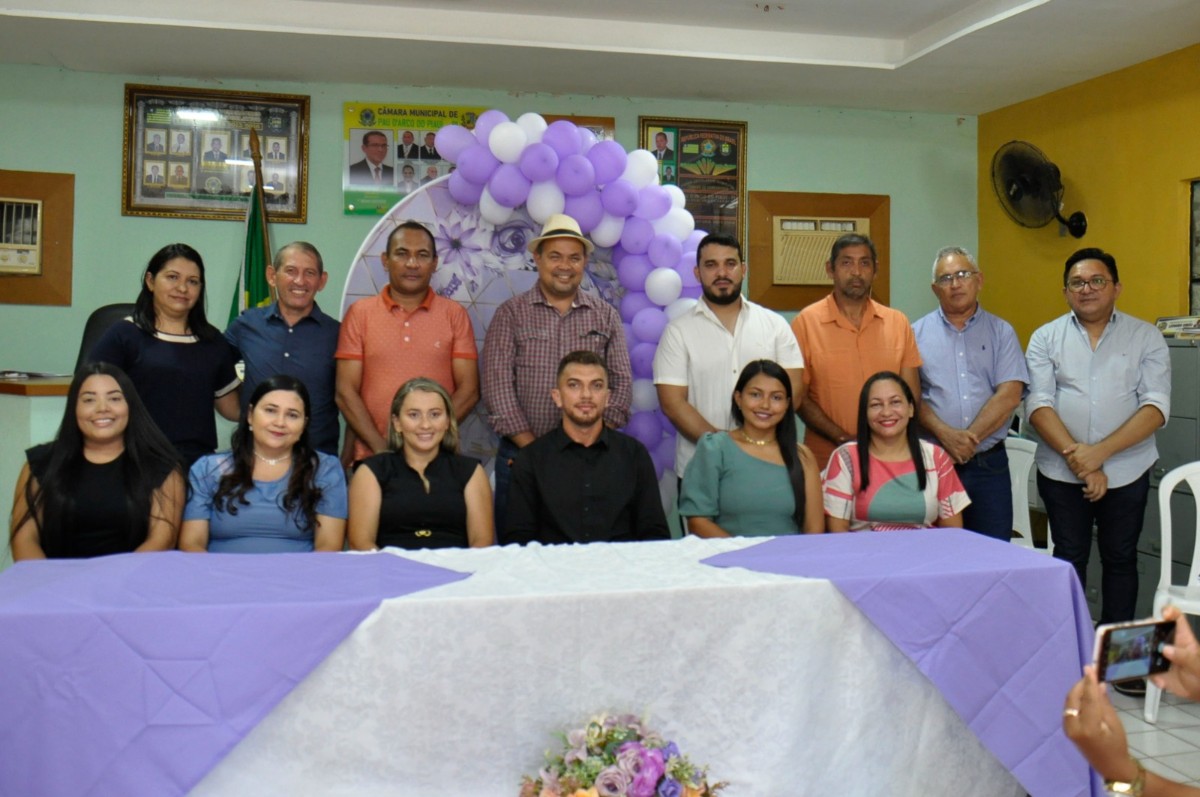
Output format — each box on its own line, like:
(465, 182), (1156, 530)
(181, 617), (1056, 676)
(348, 130), (394, 186)
(482, 214), (633, 536)
(336, 221), (479, 463)
(1027, 248), (1170, 672)
(912, 246), (1029, 541)
(790, 233), (922, 468)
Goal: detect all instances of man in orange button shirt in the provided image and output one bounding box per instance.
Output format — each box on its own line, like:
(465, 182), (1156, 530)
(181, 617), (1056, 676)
(335, 221), (479, 464)
(790, 233), (922, 468)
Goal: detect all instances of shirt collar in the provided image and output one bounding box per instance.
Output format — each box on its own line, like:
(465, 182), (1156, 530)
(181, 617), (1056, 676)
(381, 286), (434, 312)
(531, 283), (593, 310)
(267, 300), (329, 325)
(935, 303), (983, 329)
(553, 423), (610, 450)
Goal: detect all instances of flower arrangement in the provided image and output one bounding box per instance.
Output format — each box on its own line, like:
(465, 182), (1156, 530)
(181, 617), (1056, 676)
(520, 713), (725, 797)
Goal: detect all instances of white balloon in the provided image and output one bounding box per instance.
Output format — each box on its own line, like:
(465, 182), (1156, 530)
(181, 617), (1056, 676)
(665, 297), (697, 321)
(621, 149), (659, 188)
(652, 206), (696, 241)
(479, 185), (514, 224)
(590, 213), (626, 248)
(488, 121), (528, 164)
(631, 379), (659, 412)
(645, 267), (683, 306)
(526, 180), (566, 224)
(515, 112), (548, 144)
(664, 184), (686, 209)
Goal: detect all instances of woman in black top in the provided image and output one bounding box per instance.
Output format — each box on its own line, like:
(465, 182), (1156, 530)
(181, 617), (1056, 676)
(348, 378), (493, 550)
(10, 362), (186, 559)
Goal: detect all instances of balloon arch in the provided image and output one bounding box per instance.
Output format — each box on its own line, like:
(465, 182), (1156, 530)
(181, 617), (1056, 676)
(340, 110), (707, 487)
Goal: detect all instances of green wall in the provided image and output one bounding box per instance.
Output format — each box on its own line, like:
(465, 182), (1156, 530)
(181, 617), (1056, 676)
(0, 63), (978, 374)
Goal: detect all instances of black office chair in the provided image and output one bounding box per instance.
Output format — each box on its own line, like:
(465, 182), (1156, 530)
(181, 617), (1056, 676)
(74, 303), (135, 372)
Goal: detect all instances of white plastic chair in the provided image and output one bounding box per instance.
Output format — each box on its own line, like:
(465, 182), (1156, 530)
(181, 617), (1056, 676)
(1005, 437), (1051, 553)
(1144, 462), (1200, 723)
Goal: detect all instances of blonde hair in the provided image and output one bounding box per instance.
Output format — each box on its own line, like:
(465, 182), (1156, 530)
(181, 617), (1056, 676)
(387, 378), (458, 452)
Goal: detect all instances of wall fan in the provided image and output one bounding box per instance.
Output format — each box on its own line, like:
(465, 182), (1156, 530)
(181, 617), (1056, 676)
(991, 141), (1087, 238)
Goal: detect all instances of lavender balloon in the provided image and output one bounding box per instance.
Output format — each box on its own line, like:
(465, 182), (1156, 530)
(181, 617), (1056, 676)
(626, 411), (662, 446)
(633, 184), (673, 220)
(616, 253), (653, 291)
(487, 163), (531, 208)
(630, 341), (658, 379)
(577, 126), (599, 153)
(631, 306), (669, 343)
(587, 140), (628, 185)
(434, 125), (477, 164)
(620, 290), (654, 323)
(600, 179), (639, 218)
(563, 189), (603, 233)
(556, 154), (595, 197)
(647, 234), (684, 270)
(620, 216), (655, 255)
(631, 379), (659, 412)
(472, 109), (510, 144)
(457, 144), (501, 186)
(518, 142), (559, 183)
(542, 120), (582, 159)
(448, 171), (484, 205)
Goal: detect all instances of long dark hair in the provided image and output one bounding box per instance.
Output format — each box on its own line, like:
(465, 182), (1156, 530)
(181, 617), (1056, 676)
(15, 362), (184, 556)
(132, 243), (221, 341)
(855, 371), (925, 492)
(213, 375), (323, 533)
(730, 359), (805, 530)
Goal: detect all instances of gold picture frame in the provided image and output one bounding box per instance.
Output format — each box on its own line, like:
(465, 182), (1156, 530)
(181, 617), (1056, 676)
(122, 84), (309, 223)
(638, 116), (747, 241)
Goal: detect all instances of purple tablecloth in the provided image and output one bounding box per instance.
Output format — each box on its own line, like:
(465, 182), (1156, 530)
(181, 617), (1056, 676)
(703, 529), (1099, 797)
(0, 551), (469, 797)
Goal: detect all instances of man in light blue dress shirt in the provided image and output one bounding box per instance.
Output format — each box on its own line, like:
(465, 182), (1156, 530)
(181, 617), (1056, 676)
(913, 247), (1028, 541)
(1026, 247), (1170, 629)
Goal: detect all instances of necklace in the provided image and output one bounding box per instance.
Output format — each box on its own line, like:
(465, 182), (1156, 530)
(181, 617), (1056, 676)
(253, 450), (291, 466)
(740, 429), (775, 447)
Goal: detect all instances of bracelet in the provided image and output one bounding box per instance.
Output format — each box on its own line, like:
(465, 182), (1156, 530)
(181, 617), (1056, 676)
(1104, 757), (1145, 796)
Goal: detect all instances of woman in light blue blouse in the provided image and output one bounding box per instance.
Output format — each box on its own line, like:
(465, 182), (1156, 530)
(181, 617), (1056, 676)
(680, 359), (823, 537)
(180, 375), (346, 552)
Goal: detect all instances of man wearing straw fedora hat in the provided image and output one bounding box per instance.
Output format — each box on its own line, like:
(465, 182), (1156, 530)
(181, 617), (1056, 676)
(482, 213), (633, 539)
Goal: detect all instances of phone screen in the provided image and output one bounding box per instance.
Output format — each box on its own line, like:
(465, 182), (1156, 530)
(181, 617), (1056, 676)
(1094, 619), (1176, 683)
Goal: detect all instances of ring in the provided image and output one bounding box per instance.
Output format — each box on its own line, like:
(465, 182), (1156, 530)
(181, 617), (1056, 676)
(1063, 707), (1080, 718)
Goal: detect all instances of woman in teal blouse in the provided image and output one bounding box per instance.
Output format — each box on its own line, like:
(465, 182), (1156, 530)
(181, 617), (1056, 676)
(679, 359), (823, 536)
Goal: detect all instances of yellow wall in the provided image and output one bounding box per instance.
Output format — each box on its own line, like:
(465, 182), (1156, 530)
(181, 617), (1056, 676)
(979, 43), (1200, 344)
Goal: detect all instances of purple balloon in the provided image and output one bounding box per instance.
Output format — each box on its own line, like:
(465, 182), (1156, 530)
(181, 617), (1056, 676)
(626, 411), (661, 447)
(634, 184), (673, 220)
(632, 306), (669, 344)
(472, 109), (510, 145)
(620, 290), (654, 323)
(587, 140), (628, 185)
(685, 230), (707, 250)
(620, 217), (655, 255)
(542, 120), (582, 159)
(563, 189), (603, 233)
(556, 154), (596, 197)
(517, 142), (560, 183)
(448, 171), (484, 205)
(600, 179), (639, 218)
(655, 435), (676, 472)
(487, 163), (532, 208)
(578, 126), (598, 153)
(611, 244), (628, 269)
(623, 321), (635, 343)
(617, 253), (653, 292)
(434, 125), (477, 164)
(680, 284), (702, 300)
(630, 341), (657, 379)
(648, 234), (684, 271)
(457, 144), (500, 186)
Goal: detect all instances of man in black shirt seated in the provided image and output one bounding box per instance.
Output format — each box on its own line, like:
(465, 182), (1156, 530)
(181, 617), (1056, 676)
(504, 350), (670, 545)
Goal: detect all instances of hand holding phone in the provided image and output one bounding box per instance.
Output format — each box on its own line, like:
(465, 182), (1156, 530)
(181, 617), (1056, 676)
(1093, 618), (1175, 684)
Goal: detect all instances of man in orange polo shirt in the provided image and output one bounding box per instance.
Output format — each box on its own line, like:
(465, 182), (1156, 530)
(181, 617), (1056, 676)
(336, 221), (479, 463)
(790, 234), (922, 468)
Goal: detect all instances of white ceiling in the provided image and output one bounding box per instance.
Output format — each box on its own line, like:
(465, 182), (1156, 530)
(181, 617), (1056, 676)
(2, 0), (1200, 114)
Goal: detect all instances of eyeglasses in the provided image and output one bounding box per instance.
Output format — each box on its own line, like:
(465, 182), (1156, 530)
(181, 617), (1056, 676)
(934, 270), (979, 286)
(1066, 276), (1112, 292)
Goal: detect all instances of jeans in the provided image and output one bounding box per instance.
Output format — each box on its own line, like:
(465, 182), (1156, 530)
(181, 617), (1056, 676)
(493, 436), (520, 543)
(955, 444), (1014, 542)
(1037, 469), (1151, 624)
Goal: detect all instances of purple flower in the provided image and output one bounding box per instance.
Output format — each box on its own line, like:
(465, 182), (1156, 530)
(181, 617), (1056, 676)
(564, 727), (589, 765)
(432, 210), (490, 277)
(662, 742), (680, 761)
(594, 766), (631, 797)
(656, 778), (683, 797)
(618, 742), (665, 797)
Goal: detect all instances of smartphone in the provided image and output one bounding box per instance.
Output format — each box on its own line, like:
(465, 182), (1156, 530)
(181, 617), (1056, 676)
(1093, 618), (1176, 683)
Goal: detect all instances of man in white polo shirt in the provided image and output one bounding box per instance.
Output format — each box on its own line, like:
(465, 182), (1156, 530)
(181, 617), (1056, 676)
(654, 232), (804, 532)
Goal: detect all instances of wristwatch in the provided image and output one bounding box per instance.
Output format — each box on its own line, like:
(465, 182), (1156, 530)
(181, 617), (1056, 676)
(1104, 758), (1145, 796)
